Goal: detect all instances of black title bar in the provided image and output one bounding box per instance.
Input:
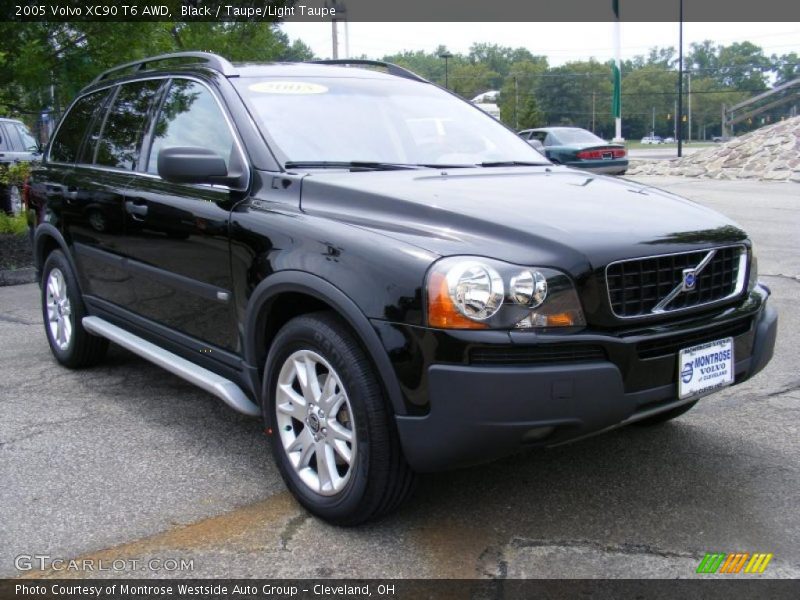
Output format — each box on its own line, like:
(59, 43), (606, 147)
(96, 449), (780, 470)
(2, 0), (800, 22)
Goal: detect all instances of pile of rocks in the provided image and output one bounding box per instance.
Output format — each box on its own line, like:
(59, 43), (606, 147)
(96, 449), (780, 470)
(627, 115), (800, 182)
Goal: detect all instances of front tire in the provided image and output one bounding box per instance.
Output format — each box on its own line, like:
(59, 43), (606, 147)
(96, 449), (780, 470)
(264, 312), (415, 525)
(41, 250), (108, 368)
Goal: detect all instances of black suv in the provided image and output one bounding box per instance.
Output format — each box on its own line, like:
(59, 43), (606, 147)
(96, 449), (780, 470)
(30, 53), (777, 524)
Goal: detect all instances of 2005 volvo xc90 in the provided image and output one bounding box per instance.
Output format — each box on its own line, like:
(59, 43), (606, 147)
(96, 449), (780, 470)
(29, 53), (777, 524)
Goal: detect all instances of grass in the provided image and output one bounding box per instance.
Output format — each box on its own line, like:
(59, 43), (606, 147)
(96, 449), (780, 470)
(0, 212), (28, 235)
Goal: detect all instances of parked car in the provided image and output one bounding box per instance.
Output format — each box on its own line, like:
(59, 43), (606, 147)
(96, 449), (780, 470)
(1, 117), (41, 214)
(30, 53), (777, 524)
(663, 136), (676, 143)
(519, 127), (628, 175)
(640, 135), (664, 145)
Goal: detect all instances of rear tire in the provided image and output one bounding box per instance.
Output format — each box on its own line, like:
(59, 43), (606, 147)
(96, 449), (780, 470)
(41, 250), (108, 368)
(634, 400), (698, 426)
(263, 311), (416, 525)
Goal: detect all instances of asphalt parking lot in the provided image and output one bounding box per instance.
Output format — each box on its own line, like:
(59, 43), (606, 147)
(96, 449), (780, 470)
(1, 177), (798, 579)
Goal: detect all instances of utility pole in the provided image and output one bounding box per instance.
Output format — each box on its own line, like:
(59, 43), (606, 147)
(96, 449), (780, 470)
(687, 71), (692, 142)
(677, 0), (684, 157)
(592, 91), (596, 133)
(652, 106), (655, 136)
(326, 1), (346, 59)
(514, 76), (519, 130)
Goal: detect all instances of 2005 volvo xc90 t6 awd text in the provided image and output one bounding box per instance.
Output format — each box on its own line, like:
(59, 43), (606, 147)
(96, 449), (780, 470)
(29, 53), (777, 524)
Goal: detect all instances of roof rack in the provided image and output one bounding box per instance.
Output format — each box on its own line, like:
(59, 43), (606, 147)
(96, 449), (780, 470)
(308, 59), (428, 83)
(91, 52), (237, 85)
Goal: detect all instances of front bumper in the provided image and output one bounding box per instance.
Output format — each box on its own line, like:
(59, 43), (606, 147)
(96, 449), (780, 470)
(384, 287), (776, 472)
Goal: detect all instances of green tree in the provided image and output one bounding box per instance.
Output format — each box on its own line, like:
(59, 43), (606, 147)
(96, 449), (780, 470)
(621, 65), (677, 138)
(449, 62), (499, 100)
(498, 59), (548, 129)
(715, 41), (769, 90)
(772, 51), (800, 84)
(0, 20), (311, 120)
(535, 60), (613, 136)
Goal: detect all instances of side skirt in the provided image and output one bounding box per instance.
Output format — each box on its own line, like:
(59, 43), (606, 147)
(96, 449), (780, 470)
(82, 316), (260, 416)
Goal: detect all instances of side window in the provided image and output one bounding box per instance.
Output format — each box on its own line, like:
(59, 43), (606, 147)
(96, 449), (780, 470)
(50, 91), (108, 163)
(14, 123), (39, 152)
(0, 124), (8, 151)
(95, 80), (162, 170)
(146, 79), (235, 175)
(531, 132), (547, 144)
(4, 123), (24, 151)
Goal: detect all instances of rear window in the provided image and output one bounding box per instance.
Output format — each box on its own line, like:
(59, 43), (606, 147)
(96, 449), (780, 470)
(49, 91), (110, 163)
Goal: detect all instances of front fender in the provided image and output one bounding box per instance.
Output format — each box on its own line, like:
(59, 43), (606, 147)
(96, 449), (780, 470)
(243, 271), (408, 417)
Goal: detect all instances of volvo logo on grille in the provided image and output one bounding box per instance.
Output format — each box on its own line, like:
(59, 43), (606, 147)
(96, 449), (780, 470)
(682, 269), (697, 291)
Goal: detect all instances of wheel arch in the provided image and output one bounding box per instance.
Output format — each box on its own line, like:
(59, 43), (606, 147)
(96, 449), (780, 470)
(33, 224), (78, 282)
(244, 271), (408, 417)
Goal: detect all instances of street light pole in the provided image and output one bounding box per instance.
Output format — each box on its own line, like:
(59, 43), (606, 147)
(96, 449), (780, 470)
(439, 51), (453, 89)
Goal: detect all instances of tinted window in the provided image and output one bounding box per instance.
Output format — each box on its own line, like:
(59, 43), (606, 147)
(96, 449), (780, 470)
(550, 129), (605, 145)
(96, 80), (162, 170)
(50, 91), (108, 163)
(146, 79), (235, 174)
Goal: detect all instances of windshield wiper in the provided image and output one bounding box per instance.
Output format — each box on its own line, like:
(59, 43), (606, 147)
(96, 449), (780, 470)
(284, 161), (421, 171)
(478, 160), (551, 167)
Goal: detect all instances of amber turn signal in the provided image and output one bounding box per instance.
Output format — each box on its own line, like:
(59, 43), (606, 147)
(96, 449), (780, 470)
(427, 271), (488, 329)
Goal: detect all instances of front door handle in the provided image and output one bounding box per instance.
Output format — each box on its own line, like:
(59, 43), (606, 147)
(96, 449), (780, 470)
(124, 200), (148, 219)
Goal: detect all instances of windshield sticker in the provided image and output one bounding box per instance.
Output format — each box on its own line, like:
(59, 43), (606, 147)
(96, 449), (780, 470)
(249, 81), (329, 95)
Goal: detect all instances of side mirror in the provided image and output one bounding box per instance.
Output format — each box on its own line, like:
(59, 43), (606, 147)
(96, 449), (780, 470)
(157, 147), (247, 190)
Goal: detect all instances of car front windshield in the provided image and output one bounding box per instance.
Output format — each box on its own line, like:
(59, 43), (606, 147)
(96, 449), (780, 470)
(235, 75), (548, 167)
(550, 129), (605, 145)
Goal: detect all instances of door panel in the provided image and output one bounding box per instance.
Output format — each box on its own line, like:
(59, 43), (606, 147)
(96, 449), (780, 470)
(62, 167), (135, 306)
(119, 178), (236, 350)
(114, 78), (242, 351)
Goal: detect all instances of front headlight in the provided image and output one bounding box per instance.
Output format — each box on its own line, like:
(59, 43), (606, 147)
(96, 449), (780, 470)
(426, 256), (586, 330)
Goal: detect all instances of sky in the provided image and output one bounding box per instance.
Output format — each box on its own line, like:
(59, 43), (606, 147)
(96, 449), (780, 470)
(280, 22), (800, 65)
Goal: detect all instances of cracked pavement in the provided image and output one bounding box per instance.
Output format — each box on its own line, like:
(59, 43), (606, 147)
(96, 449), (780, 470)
(1, 178), (798, 579)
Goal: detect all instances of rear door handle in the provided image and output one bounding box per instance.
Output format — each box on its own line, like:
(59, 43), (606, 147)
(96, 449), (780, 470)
(124, 200), (148, 219)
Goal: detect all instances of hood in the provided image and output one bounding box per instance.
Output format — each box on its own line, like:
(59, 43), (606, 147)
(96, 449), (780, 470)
(298, 166), (747, 272)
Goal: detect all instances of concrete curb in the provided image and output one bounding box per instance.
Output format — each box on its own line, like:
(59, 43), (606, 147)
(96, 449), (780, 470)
(0, 267), (36, 286)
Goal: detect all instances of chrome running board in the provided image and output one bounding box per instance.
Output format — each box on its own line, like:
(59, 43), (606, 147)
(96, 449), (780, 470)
(82, 316), (260, 416)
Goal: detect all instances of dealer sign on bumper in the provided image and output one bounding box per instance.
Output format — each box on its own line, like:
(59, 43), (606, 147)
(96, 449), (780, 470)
(679, 337), (735, 399)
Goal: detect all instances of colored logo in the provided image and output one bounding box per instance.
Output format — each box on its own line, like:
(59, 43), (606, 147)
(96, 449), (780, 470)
(696, 553), (773, 574)
(681, 362), (694, 384)
(682, 269), (697, 291)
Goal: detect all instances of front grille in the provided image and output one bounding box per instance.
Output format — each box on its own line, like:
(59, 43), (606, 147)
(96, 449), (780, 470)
(637, 318), (752, 359)
(606, 246), (744, 318)
(470, 344), (606, 365)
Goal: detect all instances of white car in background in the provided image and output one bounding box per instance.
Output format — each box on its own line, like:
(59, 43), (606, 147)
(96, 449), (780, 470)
(640, 136), (664, 144)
